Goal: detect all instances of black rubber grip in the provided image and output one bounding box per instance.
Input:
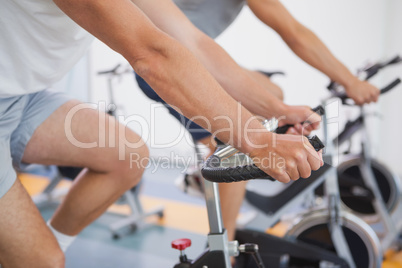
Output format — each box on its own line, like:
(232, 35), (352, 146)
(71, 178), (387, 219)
(380, 78), (401, 94)
(365, 55), (402, 80)
(201, 135), (324, 183)
(258, 70), (285, 78)
(327, 55), (402, 91)
(275, 105), (325, 134)
(97, 64), (121, 75)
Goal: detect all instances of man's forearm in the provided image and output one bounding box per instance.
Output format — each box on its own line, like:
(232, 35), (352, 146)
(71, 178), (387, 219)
(132, 0), (289, 120)
(248, 0), (358, 89)
(53, 0), (272, 154)
(189, 35), (288, 119)
(282, 26), (358, 88)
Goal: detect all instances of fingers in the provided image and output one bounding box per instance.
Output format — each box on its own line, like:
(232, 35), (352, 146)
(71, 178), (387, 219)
(362, 89), (380, 104)
(286, 122), (316, 136)
(371, 88), (380, 102)
(274, 169), (291, 184)
(318, 149), (324, 166)
(351, 83), (380, 105)
(286, 127), (298, 135)
(295, 152), (312, 179)
(302, 136), (322, 170)
(286, 160), (301, 181)
(286, 124), (305, 135)
(304, 108), (321, 126)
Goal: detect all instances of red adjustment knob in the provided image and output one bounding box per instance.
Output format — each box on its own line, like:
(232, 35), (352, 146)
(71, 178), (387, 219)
(172, 238), (192, 250)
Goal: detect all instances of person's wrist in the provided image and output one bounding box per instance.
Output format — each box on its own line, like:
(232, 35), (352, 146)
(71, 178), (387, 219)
(244, 130), (273, 159)
(342, 76), (360, 92)
(272, 102), (289, 119)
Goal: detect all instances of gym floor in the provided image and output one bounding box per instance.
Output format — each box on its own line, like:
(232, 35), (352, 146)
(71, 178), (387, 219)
(21, 164), (402, 268)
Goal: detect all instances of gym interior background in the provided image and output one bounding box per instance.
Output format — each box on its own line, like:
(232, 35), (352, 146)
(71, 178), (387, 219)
(24, 0), (402, 267)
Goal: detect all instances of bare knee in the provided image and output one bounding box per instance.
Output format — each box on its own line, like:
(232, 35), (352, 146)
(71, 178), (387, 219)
(111, 140), (149, 190)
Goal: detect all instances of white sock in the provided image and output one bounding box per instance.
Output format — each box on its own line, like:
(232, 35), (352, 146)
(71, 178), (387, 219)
(47, 220), (77, 252)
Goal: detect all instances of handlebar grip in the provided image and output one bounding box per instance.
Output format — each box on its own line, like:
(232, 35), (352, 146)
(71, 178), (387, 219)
(380, 78), (401, 95)
(328, 55), (402, 90)
(259, 70), (285, 78)
(327, 81), (339, 91)
(97, 64), (121, 75)
(201, 135), (324, 183)
(275, 105), (325, 134)
(365, 55), (402, 80)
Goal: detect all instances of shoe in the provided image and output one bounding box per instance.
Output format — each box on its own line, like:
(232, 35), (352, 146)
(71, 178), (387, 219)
(175, 165), (205, 198)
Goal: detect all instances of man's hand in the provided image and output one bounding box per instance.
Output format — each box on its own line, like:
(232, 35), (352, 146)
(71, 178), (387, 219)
(277, 105), (321, 136)
(250, 133), (323, 183)
(344, 79), (380, 105)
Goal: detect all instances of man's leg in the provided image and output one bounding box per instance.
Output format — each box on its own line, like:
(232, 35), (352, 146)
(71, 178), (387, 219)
(0, 94), (65, 268)
(21, 99), (149, 236)
(0, 180), (65, 268)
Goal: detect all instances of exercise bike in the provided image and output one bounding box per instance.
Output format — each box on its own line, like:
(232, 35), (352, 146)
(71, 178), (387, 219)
(327, 56), (402, 248)
(170, 61), (400, 267)
(171, 120), (364, 267)
(204, 119), (384, 268)
(232, 58), (401, 267)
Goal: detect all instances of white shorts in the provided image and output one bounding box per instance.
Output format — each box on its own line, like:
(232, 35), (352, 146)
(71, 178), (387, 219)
(0, 90), (72, 198)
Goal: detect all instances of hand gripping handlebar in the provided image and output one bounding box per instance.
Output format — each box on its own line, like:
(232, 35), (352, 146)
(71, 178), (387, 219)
(201, 135), (324, 183)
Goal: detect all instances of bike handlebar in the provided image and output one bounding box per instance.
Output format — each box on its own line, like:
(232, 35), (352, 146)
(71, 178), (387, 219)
(336, 78), (401, 102)
(364, 55), (402, 80)
(201, 136), (324, 183)
(97, 64), (133, 76)
(327, 55), (402, 92)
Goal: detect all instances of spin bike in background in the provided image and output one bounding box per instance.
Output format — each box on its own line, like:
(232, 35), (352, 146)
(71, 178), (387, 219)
(324, 55), (402, 250)
(33, 64), (164, 239)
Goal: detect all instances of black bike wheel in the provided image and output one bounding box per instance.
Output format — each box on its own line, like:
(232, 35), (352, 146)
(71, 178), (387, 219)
(337, 158), (398, 215)
(289, 223), (368, 267)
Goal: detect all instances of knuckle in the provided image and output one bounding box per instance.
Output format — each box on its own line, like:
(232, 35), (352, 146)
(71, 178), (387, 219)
(286, 161), (296, 171)
(279, 177), (290, 183)
(301, 170), (311, 179)
(310, 160), (321, 170)
(291, 174), (300, 181)
(294, 152), (305, 163)
(275, 169), (287, 178)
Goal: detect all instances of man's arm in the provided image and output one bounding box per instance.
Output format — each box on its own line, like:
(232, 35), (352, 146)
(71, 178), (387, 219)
(53, 0), (322, 182)
(131, 0), (320, 128)
(247, 0), (380, 105)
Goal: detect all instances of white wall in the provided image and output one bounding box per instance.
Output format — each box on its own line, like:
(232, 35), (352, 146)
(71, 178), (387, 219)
(85, 0), (402, 172)
(378, 0), (402, 175)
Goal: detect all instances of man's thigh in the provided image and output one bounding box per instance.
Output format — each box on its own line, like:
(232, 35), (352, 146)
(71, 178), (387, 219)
(10, 90), (72, 172)
(21, 97), (146, 172)
(0, 93), (63, 266)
